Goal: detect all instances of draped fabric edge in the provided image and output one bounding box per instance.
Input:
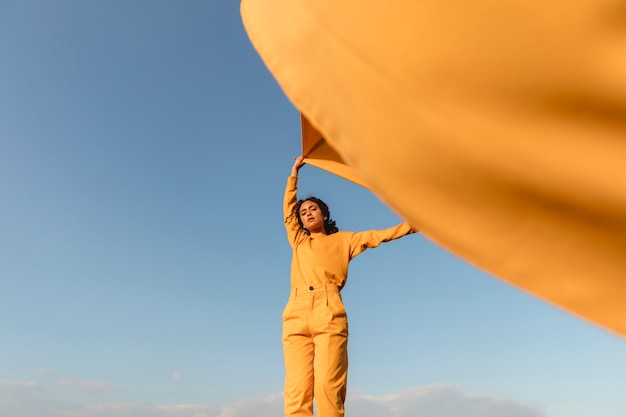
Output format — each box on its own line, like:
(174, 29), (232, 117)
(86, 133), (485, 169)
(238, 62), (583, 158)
(301, 114), (371, 189)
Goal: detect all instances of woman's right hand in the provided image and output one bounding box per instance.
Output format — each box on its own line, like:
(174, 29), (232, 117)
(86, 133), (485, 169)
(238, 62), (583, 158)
(291, 155), (305, 176)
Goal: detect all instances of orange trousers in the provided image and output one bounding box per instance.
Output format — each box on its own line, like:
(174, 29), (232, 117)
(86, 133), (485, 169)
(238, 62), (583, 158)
(282, 285), (348, 417)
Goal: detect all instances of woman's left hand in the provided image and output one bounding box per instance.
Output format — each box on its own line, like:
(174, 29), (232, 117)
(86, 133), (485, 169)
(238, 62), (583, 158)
(291, 155), (305, 176)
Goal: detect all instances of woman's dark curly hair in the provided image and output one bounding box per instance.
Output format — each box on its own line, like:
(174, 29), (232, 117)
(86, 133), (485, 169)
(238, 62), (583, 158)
(293, 197), (339, 235)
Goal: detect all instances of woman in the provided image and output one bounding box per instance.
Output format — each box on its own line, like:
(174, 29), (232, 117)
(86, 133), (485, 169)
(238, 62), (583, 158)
(282, 156), (415, 417)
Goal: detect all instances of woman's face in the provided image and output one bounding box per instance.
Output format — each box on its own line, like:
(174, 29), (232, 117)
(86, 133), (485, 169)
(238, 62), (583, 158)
(299, 200), (326, 234)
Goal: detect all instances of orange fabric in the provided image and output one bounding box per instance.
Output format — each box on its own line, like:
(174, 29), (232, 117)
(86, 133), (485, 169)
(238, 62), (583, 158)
(301, 116), (368, 189)
(242, 0), (626, 337)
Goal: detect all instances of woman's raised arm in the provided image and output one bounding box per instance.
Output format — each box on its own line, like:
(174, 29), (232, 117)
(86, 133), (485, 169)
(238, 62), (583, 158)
(284, 156), (306, 246)
(291, 155), (305, 177)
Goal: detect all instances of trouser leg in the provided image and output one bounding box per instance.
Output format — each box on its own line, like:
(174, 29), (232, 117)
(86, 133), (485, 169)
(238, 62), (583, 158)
(283, 300), (314, 417)
(312, 290), (349, 417)
(313, 327), (348, 417)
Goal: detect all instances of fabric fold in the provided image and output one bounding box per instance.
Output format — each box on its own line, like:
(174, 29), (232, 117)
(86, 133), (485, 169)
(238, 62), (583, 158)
(242, 0), (626, 337)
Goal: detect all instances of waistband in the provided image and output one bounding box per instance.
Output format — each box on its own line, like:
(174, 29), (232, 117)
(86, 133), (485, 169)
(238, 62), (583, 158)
(290, 284), (341, 296)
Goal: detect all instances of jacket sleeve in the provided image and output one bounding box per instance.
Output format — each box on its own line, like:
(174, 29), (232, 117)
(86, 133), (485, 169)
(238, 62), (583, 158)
(348, 222), (415, 259)
(284, 176), (303, 247)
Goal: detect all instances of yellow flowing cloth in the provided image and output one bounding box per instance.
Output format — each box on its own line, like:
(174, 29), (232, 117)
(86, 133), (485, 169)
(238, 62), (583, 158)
(241, 0), (626, 337)
(301, 115), (369, 189)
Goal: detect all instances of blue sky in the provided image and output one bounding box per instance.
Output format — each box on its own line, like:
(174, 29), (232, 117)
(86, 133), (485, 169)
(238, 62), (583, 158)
(1, 1), (625, 417)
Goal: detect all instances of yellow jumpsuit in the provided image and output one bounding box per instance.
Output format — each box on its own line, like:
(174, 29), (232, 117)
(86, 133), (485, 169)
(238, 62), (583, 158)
(282, 175), (413, 417)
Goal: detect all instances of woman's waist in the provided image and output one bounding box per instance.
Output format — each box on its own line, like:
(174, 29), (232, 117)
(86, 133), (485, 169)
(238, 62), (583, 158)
(289, 283), (342, 297)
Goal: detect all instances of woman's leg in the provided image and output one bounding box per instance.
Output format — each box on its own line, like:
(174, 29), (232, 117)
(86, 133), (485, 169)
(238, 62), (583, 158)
(283, 299), (315, 417)
(312, 290), (349, 417)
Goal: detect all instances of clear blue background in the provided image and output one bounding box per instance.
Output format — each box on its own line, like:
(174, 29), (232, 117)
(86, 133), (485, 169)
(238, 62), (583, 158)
(1, 1), (624, 417)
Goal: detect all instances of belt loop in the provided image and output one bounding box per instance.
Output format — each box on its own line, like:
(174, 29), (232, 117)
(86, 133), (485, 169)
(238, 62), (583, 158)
(325, 283), (329, 306)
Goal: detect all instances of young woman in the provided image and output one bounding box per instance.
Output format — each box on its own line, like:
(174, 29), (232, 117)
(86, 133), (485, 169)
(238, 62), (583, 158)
(282, 156), (416, 417)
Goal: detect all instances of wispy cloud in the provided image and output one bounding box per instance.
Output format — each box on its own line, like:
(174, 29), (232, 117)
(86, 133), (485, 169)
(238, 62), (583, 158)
(350, 385), (545, 417)
(0, 384), (544, 417)
(57, 404), (221, 417)
(57, 377), (114, 395)
(29, 367), (114, 396)
(0, 379), (40, 389)
(218, 392), (283, 417)
(0, 378), (58, 417)
(35, 368), (54, 375)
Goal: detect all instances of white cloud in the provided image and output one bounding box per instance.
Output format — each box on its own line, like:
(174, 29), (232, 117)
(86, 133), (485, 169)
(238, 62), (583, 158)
(0, 379), (40, 389)
(58, 377), (114, 395)
(218, 392), (283, 417)
(54, 394), (284, 417)
(0, 383), (545, 417)
(57, 404), (221, 417)
(0, 378), (60, 417)
(173, 372), (182, 382)
(35, 368), (55, 376)
(349, 385), (545, 417)
(28, 367), (114, 395)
